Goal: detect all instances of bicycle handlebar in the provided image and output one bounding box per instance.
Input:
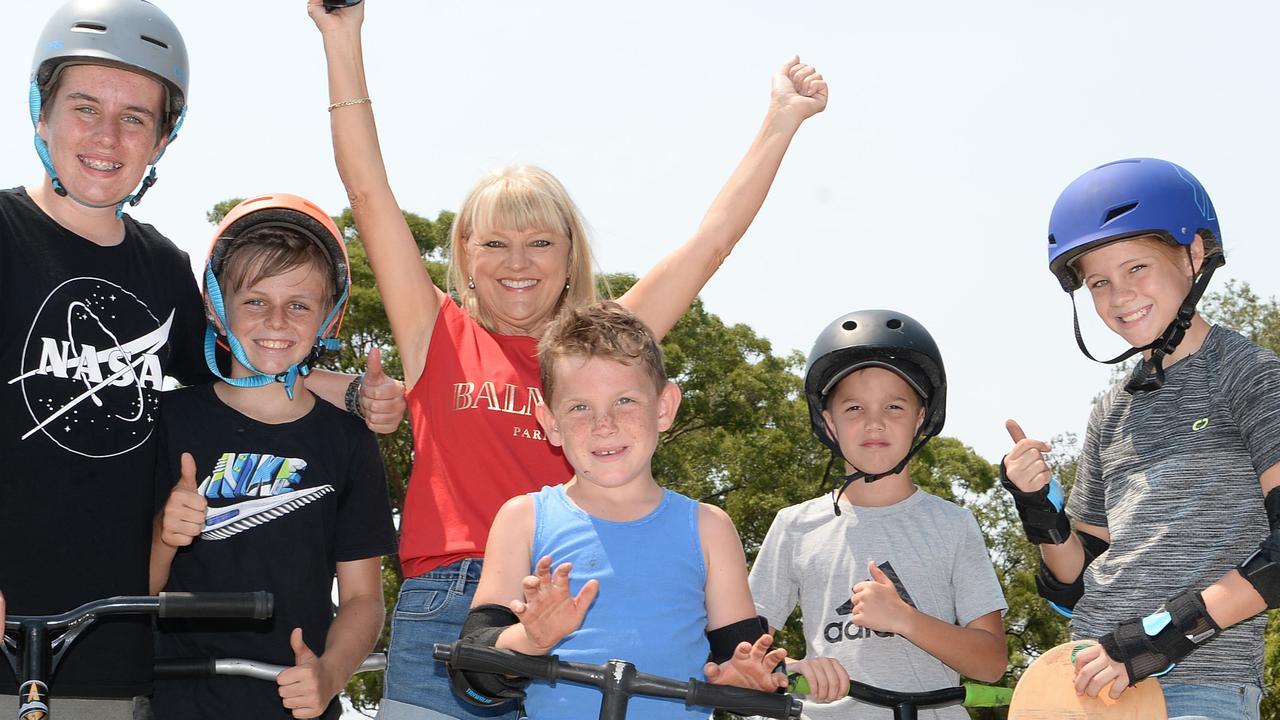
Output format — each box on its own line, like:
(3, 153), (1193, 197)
(786, 674), (1012, 709)
(154, 652), (386, 681)
(158, 592), (273, 620)
(433, 641), (803, 719)
(3, 592), (272, 630)
(4, 592), (274, 720)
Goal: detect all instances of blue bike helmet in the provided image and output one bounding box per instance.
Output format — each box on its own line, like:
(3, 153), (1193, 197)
(1047, 158), (1221, 292)
(1047, 158), (1225, 392)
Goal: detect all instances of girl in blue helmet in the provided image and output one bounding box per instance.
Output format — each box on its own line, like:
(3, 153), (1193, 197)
(1001, 158), (1280, 719)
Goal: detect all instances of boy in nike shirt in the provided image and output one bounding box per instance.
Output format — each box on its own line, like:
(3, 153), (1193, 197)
(148, 195), (396, 720)
(749, 310), (1007, 719)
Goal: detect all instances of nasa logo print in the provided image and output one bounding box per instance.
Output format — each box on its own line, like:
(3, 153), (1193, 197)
(13, 277), (171, 458)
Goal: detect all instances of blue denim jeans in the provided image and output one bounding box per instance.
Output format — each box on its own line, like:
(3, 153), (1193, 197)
(379, 559), (520, 720)
(1164, 682), (1261, 720)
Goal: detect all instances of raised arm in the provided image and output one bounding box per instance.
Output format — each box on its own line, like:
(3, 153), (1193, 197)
(309, 1), (443, 388)
(618, 57), (827, 341)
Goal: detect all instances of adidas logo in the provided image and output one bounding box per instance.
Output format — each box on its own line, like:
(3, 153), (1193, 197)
(823, 561), (917, 643)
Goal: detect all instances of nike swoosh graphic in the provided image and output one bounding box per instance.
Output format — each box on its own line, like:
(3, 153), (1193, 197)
(201, 485), (334, 540)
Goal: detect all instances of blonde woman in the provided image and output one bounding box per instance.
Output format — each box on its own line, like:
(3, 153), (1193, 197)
(309, 3), (827, 717)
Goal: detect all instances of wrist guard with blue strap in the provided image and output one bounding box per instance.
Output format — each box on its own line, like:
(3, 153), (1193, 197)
(999, 459), (1070, 545)
(1098, 589), (1220, 684)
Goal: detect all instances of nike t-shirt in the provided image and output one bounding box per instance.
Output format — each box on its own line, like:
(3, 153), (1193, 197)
(150, 383), (396, 720)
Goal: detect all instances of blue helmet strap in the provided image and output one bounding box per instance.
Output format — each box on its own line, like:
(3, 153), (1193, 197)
(202, 266), (345, 400)
(827, 434), (932, 516)
(29, 79), (184, 218)
(1069, 251), (1223, 393)
(117, 107), (184, 216)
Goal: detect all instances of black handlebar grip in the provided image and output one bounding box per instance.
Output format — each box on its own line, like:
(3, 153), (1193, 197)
(433, 641), (559, 682)
(685, 679), (803, 719)
(158, 592), (273, 620)
(153, 657), (216, 678)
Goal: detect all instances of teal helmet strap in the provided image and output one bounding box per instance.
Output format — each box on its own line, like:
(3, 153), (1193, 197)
(29, 79), (185, 218)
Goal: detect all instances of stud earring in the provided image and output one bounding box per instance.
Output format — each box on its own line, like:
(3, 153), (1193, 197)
(467, 276), (475, 290)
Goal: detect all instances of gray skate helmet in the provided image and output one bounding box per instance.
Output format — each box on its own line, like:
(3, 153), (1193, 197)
(29, 0), (189, 212)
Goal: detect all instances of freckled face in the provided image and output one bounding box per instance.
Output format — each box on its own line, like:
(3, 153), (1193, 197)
(535, 355), (679, 489)
(222, 263), (330, 378)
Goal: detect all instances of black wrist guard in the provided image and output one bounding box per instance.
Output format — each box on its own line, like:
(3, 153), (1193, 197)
(999, 459), (1070, 545)
(1098, 590), (1220, 684)
(449, 604), (529, 707)
(1239, 487), (1280, 608)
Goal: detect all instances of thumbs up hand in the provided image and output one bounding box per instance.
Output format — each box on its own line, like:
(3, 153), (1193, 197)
(357, 346), (406, 435)
(160, 453), (207, 549)
(276, 628), (338, 719)
(850, 561), (914, 636)
(1003, 419), (1053, 493)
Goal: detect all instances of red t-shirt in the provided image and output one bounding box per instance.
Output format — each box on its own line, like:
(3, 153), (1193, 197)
(399, 299), (573, 577)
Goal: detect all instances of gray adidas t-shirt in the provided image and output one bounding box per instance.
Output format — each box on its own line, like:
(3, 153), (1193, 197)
(1067, 326), (1280, 687)
(749, 489), (1007, 720)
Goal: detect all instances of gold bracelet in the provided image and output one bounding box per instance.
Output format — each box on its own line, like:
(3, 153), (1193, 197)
(328, 97), (372, 112)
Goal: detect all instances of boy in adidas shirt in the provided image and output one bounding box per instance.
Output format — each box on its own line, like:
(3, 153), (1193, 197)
(748, 310), (1007, 719)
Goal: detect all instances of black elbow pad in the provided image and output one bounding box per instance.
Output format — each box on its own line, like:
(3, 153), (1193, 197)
(1036, 559), (1083, 618)
(1036, 530), (1109, 617)
(706, 615), (770, 664)
(448, 604), (529, 707)
(1239, 488), (1280, 608)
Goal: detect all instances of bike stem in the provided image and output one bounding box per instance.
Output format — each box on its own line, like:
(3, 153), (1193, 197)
(597, 659), (635, 720)
(16, 623), (48, 720)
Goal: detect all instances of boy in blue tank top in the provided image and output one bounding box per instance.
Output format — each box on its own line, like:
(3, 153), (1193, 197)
(450, 302), (845, 719)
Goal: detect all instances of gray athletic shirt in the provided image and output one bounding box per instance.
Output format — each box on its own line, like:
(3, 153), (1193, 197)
(1067, 326), (1280, 687)
(749, 489), (1007, 720)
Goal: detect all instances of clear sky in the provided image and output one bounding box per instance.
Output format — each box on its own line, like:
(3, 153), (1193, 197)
(4, 1), (1278, 466)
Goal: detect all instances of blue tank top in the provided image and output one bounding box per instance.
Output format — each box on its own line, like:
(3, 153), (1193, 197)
(523, 484), (711, 719)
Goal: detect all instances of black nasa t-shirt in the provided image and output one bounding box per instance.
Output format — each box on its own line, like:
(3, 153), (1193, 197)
(150, 384), (396, 720)
(0, 187), (208, 697)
